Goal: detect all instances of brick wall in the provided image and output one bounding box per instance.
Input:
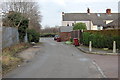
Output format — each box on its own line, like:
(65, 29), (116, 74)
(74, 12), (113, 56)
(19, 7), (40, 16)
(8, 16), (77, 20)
(60, 32), (71, 41)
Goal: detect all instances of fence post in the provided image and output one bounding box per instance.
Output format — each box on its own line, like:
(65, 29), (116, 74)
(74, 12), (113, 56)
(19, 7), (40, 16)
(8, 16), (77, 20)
(73, 30), (75, 38)
(113, 41), (116, 53)
(89, 41), (92, 52)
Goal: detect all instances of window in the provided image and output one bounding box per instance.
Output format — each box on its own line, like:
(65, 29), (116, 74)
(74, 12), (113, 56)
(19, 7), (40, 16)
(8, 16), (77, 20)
(67, 24), (69, 26)
(97, 25), (101, 30)
(72, 23), (74, 26)
(97, 25), (103, 30)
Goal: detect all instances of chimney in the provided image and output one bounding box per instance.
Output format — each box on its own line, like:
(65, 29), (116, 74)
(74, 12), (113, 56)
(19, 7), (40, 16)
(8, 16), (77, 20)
(87, 8), (90, 13)
(62, 12), (65, 21)
(106, 9), (111, 14)
(62, 12), (65, 16)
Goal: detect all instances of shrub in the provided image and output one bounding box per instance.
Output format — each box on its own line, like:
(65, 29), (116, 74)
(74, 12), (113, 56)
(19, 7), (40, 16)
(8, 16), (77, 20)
(27, 29), (40, 43)
(81, 30), (120, 49)
(70, 38), (73, 42)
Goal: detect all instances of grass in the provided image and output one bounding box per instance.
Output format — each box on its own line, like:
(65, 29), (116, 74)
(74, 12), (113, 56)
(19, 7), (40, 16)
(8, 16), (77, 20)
(2, 43), (31, 75)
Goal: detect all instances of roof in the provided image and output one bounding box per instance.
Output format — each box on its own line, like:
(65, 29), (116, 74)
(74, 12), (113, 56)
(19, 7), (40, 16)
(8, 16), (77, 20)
(62, 13), (118, 26)
(107, 19), (118, 26)
(106, 17), (120, 28)
(60, 26), (73, 32)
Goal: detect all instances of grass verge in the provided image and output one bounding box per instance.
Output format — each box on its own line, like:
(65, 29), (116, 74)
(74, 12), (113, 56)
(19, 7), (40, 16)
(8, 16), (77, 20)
(2, 43), (31, 75)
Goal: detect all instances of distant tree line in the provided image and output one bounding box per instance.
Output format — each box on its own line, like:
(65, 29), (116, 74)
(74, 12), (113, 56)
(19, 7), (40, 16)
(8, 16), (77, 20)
(40, 26), (59, 37)
(41, 26), (59, 34)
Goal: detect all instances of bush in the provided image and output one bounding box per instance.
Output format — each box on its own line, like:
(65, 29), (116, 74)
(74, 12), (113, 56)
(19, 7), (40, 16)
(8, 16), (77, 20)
(81, 30), (120, 49)
(27, 29), (40, 43)
(70, 38), (73, 42)
(73, 23), (87, 30)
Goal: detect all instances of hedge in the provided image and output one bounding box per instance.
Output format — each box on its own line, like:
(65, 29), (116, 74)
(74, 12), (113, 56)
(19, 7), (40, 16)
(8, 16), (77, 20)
(84, 29), (120, 36)
(81, 29), (120, 49)
(40, 33), (58, 37)
(27, 29), (40, 43)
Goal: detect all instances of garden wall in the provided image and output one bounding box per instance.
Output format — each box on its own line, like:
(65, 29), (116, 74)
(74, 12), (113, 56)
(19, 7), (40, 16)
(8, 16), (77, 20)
(60, 32), (71, 41)
(2, 26), (19, 49)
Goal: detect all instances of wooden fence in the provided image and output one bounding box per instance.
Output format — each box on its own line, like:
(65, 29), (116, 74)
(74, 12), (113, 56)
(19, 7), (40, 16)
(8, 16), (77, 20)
(71, 30), (82, 39)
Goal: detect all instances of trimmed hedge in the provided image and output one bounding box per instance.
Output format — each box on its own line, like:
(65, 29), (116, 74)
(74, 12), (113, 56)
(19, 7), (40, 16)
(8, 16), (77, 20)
(81, 29), (120, 49)
(27, 29), (40, 43)
(84, 29), (120, 36)
(40, 33), (58, 37)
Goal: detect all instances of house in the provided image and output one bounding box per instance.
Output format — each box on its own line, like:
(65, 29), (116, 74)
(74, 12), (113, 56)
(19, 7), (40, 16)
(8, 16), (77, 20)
(62, 8), (118, 30)
(59, 26), (73, 41)
(105, 17), (120, 29)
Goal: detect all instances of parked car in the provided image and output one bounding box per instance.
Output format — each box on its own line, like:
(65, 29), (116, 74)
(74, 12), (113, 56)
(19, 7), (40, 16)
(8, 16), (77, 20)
(54, 35), (59, 40)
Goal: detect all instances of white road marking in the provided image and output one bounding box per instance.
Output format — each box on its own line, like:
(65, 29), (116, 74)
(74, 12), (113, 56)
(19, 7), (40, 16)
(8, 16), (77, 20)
(92, 61), (107, 78)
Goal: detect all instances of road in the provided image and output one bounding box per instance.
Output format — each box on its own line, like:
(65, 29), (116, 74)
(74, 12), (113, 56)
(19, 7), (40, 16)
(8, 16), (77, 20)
(4, 38), (104, 78)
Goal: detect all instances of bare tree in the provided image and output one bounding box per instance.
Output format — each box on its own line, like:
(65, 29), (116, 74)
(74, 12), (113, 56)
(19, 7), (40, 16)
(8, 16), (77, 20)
(1, 1), (42, 32)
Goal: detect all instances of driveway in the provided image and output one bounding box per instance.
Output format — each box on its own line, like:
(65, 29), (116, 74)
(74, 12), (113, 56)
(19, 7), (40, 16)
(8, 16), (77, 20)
(4, 38), (104, 78)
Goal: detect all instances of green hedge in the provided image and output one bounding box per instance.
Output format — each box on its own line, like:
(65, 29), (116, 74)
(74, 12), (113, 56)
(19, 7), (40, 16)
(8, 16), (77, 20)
(81, 30), (120, 49)
(84, 29), (120, 36)
(27, 29), (40, 43)
(40, 33), (58, 37)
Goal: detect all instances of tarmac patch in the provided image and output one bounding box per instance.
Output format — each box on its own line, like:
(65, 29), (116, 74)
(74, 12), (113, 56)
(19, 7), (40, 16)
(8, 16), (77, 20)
(79, 58), (89, 61)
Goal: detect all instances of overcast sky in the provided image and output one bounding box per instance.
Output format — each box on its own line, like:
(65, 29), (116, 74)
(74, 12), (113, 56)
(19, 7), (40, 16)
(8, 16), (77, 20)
(1, 0), (119, 28)
(14, 0), (118, 28)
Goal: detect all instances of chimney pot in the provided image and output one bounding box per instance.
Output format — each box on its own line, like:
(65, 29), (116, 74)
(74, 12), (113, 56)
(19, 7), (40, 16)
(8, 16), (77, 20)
(62, 12), (64, 15)
(87, 8), (90, 13)
(106, 9), (111, 14)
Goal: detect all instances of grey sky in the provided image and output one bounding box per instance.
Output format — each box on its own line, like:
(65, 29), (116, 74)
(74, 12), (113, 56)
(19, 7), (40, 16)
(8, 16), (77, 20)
(37, 0), (119, 28)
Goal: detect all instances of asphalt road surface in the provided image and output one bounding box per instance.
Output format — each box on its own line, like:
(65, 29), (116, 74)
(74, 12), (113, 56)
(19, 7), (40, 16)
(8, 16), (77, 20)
(4, 38), (104, 78)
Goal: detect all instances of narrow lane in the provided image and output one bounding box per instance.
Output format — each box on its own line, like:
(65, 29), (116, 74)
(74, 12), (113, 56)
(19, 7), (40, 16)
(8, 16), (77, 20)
(4, 38), (103, 78)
